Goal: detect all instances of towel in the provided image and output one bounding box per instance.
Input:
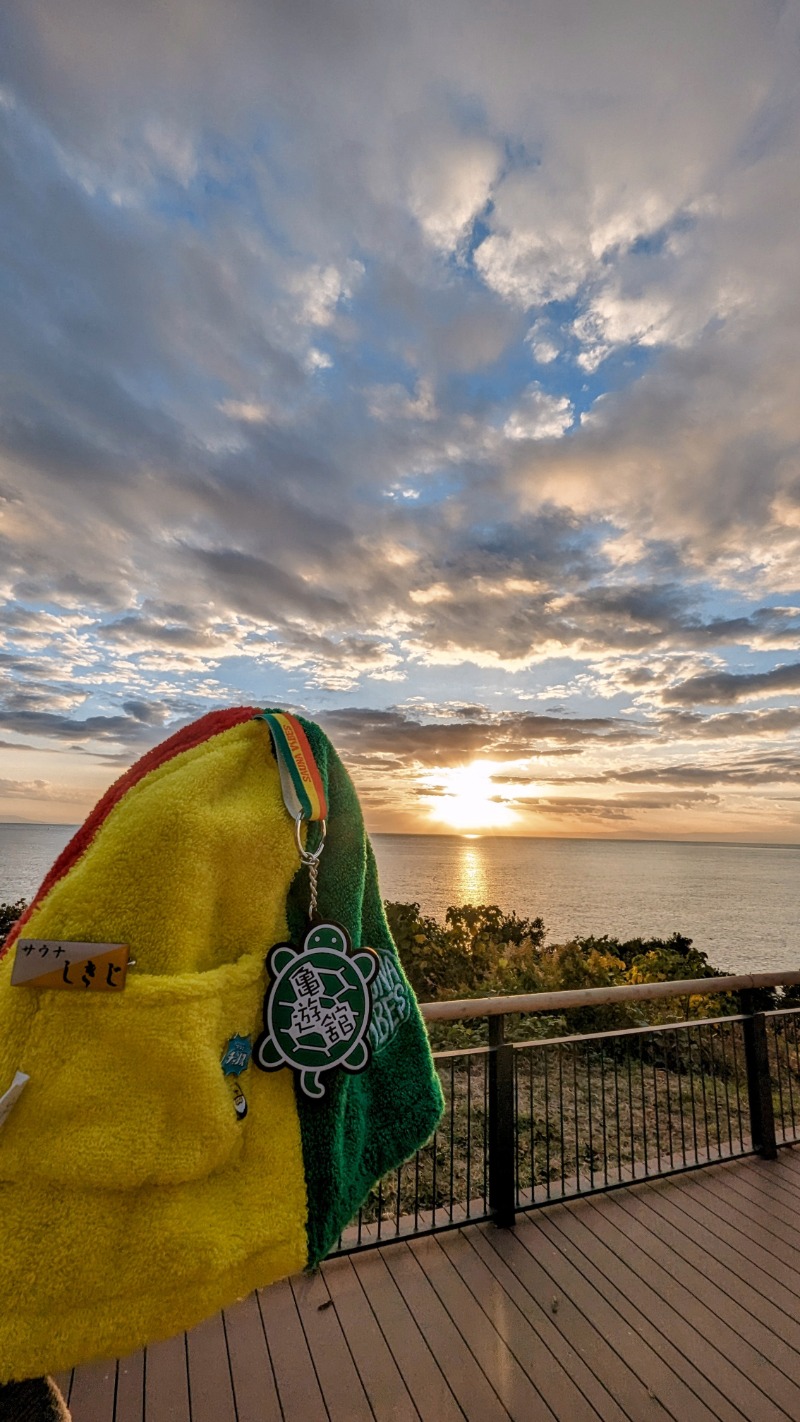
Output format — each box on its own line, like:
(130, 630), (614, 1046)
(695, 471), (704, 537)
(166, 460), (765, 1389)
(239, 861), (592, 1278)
(0, 708), (443, 1381)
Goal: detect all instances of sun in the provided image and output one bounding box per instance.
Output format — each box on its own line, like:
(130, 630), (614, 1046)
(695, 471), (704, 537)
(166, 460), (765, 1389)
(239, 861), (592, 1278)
(421, 761), (519, 832)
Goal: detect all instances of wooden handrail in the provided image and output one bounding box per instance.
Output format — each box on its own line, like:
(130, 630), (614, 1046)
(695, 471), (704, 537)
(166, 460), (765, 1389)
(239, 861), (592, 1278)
(419, 968), (800, 1022)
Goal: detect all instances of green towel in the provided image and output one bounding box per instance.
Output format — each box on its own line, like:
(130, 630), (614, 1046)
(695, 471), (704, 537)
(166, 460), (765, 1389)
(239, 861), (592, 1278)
(285, 715), (444, 1263)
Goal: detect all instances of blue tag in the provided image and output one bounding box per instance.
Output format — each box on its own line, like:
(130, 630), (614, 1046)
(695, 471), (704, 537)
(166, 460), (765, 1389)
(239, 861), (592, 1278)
(221, 1035), (252, 1077)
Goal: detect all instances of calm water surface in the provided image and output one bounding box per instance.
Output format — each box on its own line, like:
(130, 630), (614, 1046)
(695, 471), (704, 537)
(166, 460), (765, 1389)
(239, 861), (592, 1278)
(1, 824), (797, 976)
(372, 833), (800, 977)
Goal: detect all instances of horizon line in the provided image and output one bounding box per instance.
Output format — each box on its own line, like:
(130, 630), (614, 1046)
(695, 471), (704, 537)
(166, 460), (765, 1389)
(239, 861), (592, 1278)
(2, 822), (799, 850)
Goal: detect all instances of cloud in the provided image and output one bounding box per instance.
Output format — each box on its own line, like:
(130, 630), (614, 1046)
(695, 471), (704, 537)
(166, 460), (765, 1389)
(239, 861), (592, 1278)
(664, 662), (800, 706)
(503, 385), (573, 441)
(318, 706), (649, 771)
(0, 777), (63, 799)
(658, 707), (800, 740)
(515, 790), (721, 822)
(0, 708), (164, 744)
(559, 755), (800, 788)
(408, 131), (501, 253)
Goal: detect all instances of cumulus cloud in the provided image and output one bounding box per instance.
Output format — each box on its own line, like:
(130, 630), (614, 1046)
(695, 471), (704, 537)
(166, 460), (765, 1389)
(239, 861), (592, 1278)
(503, 385), (573, 441)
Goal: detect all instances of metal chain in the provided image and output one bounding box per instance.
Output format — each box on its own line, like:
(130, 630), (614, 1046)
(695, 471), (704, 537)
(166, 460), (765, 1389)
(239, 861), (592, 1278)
(294, 811), (326, 921)
(308, 854), (319, 920)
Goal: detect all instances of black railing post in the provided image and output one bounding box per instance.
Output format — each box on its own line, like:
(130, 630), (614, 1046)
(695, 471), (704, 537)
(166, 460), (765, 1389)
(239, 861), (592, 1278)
(488, 1014), (516, 1227)
(740, 991), (777, 1160)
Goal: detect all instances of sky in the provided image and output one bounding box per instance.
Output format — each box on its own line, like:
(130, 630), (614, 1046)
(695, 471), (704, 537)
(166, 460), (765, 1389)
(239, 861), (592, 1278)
(1, 0), (800, 840)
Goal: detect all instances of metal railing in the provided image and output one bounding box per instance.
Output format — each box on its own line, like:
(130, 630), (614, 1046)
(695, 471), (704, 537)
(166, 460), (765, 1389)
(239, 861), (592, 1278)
(331, 970), (800, 1254)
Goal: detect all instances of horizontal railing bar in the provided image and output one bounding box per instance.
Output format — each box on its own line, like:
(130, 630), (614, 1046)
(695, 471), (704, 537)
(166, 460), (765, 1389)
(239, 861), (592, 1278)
(765, 1005), (800, 1018)
(519, 1148), (759, 1214)
(420, 970), (800, 1022)
(431, 1045), (491, 1061)
(510, 1013), (748, 1050)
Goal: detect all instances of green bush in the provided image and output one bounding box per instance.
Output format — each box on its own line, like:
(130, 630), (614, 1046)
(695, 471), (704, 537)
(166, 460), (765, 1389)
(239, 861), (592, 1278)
(385, 900), (738, 1043)
(0, 899), (26, 942)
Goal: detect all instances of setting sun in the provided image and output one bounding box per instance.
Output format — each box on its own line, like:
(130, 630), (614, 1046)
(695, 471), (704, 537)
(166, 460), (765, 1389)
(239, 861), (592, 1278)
(421, 761), (519, 832)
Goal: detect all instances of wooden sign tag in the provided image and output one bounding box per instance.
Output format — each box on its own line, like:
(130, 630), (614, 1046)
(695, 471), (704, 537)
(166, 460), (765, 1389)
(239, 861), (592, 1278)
(11, 939), (131, 991)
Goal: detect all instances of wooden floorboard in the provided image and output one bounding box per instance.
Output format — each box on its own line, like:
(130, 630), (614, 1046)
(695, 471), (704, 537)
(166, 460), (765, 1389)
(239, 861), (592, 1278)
(184, 1311), (237, 1422)
(143, 1334), (190, 1422)
(437, 1228), (609, 1422)
(575, 1188), (800, 1419)
(113, 1352), (144, 1422)
(61, 1152), (800, 1422)
(486, 1210), (676, 1422)
(407, 1233), (554, 1421)
(538, 1197), (747, 1422)
(606, 1189), (800, 1416)
(290, 1266), (374, 1422)
(381, 1240), (510, 1420)
(322, 1255), (419, 1422)
(221, 1293), (282, 1422)
(462, 1226), (629, 1422)
(349, 1246), (463, 1422)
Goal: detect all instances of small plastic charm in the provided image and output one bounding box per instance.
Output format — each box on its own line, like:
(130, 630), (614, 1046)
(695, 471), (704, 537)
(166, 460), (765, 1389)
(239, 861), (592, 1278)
(253, 922), (378, 1099)
(0, 1072), (29, 1133)
(221, 1035), (252, 1076)
(231, 1079), (248, 1120)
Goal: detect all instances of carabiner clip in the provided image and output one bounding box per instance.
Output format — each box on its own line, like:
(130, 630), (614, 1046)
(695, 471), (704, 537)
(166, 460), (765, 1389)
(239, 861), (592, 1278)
(294, 811), (327, 866)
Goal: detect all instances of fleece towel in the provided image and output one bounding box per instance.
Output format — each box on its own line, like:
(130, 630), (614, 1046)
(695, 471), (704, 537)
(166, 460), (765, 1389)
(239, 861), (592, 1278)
(0, 708), (443, 1382)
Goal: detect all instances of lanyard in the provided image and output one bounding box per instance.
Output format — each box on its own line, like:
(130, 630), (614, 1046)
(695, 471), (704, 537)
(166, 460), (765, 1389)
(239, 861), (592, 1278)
(256, 710), (327, 916)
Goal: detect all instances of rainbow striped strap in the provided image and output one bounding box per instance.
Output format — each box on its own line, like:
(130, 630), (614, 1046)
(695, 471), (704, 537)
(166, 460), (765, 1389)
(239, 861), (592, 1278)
(255, 711), (328, 824)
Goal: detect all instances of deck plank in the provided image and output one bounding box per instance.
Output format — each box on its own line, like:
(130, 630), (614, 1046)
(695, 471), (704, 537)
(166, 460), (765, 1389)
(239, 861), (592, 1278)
(350, 1247), (464, 1422)
(382, 1240), (512, 1421)
(113, 1350), (144, 1422)
(539, 1197), (750, 1422)
(143, 1333), (190, 1422)
(290, 1266), (374, 1421)
(485, 1214), (675, 1422)
(434, 1228), (605, 1422)
(321, 1254), (420, 1422)
(64, 1360), (116, 1422)
(257, 1275), (328, 1422)
(696, 1170), (800, 1252)
(580, 1188), (799, 1419)
(463, 1226), (630, 1422)
(636, 1175), (800, 1328)
(185, 1312), (236, 1422)
(706, 1157), (800, 1230)
(669, 1169), (800, 1286)
(410, 1233), (555, 1422)
(222, 1293), (282, 1422)
(53, 1373), (73, 1407)
(606, 1189), (800, 1415)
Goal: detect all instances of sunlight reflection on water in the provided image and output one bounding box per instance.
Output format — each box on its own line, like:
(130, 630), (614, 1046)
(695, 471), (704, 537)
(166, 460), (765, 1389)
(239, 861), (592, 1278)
(458, 845), (488, 905)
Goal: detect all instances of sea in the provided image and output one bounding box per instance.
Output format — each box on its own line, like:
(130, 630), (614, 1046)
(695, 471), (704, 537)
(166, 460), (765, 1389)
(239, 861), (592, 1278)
(1, 824), (798, 977)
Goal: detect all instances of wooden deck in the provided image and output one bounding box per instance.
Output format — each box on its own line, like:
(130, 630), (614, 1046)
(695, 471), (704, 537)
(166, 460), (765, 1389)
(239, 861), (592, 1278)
(58, 1149), (800, 1422)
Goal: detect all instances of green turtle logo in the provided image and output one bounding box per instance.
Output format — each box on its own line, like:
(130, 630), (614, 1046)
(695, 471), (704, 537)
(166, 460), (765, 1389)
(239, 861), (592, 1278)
(253, 922), (378, 1099)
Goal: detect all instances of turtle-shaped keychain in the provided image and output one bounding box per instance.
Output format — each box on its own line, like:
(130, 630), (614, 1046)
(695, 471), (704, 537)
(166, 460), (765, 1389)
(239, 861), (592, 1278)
(252, 710), (378, 1099)
(253, 922), (378, 1098)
